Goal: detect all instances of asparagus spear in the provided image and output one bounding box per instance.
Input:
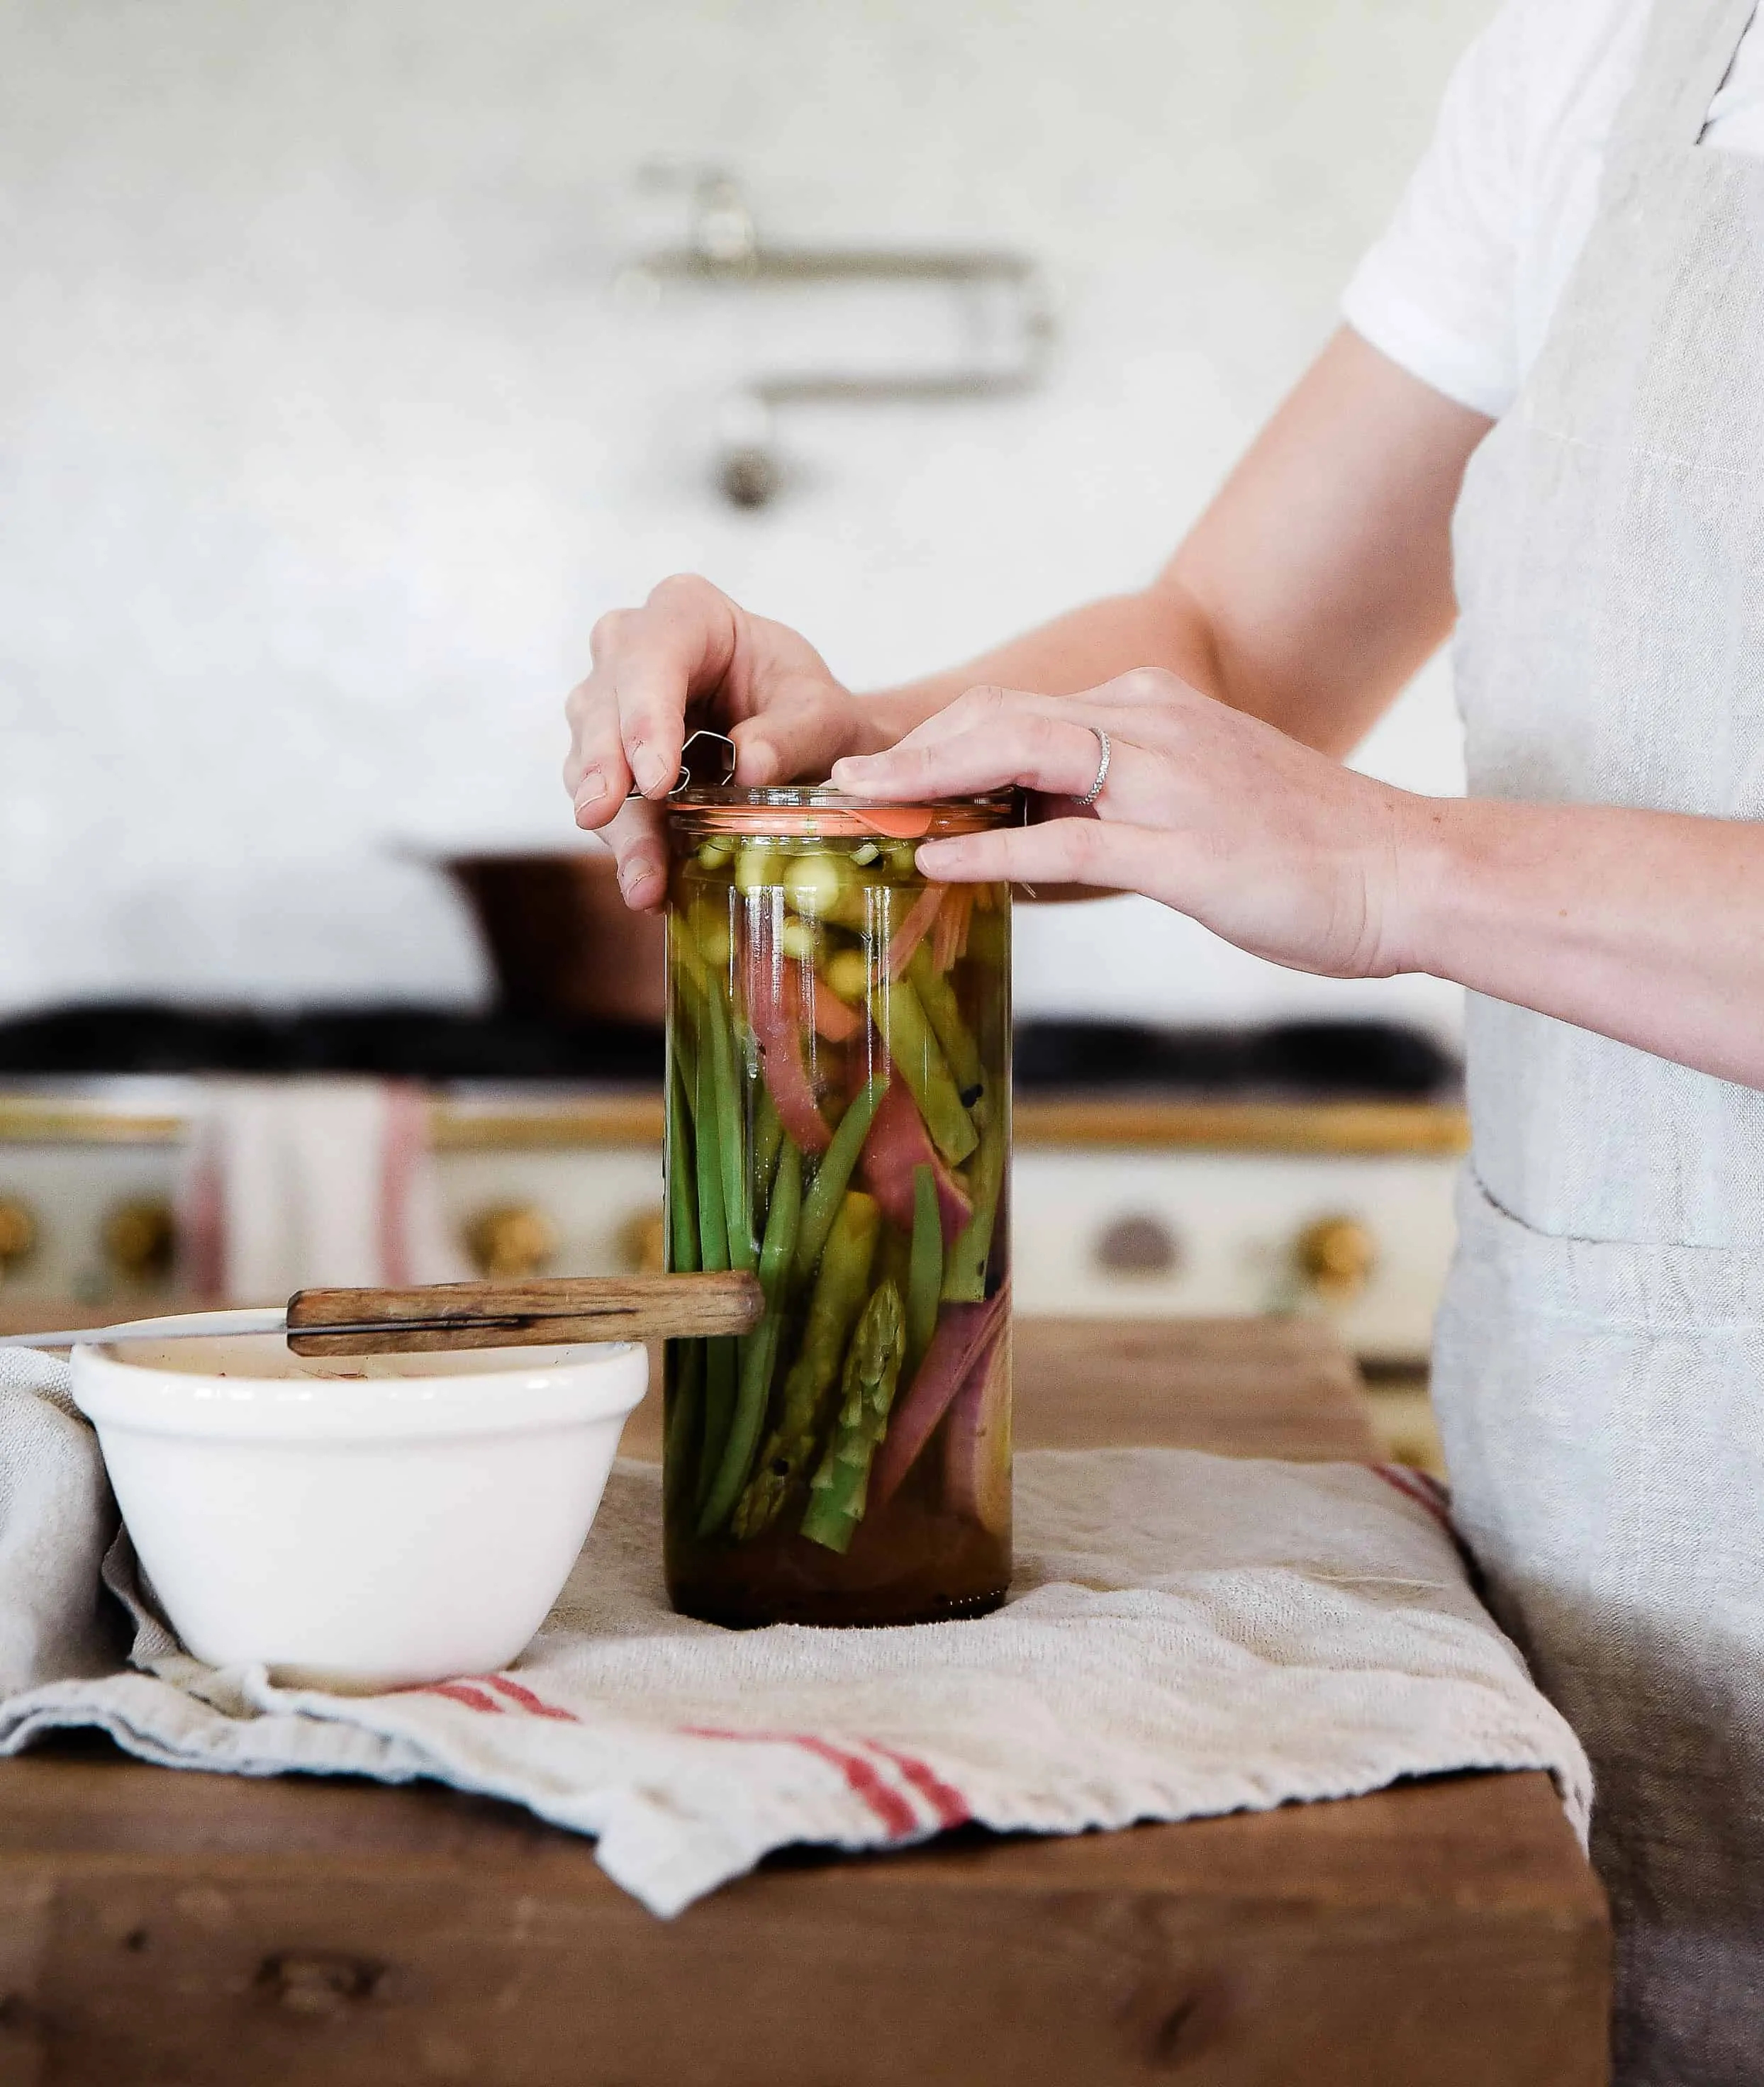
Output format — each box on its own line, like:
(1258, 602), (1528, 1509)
(733, 1190), (880, 1538)
(697, 1141), (802, 1536)
(791, 1076), (888, 1288)
(800, 1279), (907, 1554)
(905, 1163), (942, 1379)
(871, 973), (978, 1165)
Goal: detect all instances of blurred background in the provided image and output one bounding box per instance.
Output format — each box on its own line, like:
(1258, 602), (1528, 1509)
(1, 0), (1478, 1022)
(0, 0), (1490, 1458)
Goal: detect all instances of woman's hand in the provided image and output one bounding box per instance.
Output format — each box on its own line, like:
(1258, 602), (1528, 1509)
(563, 574), (882, 910)
(831, 671), (1431, 980)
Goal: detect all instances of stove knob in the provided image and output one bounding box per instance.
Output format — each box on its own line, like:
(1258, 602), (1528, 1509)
(0, 1197), (37, 1275)
(1293, 1214), (1377, 1302)
(1093, 1212), (1183, 1278)
(464, 1204), (558, 1280)
(103, 1198), (177, 1282)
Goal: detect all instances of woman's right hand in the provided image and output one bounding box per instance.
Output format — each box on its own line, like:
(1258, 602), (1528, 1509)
(563, 573), (878, 910)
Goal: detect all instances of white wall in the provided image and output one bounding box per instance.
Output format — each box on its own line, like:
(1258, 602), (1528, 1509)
(0, 0), (1489, 1031)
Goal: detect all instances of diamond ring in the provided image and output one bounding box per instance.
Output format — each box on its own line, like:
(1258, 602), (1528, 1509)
(1075, 725), (1111, 808)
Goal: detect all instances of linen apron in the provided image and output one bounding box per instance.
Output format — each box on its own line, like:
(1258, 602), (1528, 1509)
(1434, 0), (1764, 2077)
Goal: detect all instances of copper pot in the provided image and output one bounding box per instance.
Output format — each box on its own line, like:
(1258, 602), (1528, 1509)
(447, 853), (666, 1026)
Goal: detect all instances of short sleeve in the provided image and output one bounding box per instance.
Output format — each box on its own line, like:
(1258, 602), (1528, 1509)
(1342, 0), (1531, 420)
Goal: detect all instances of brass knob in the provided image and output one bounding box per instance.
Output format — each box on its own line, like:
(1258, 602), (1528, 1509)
(0, 1197), (38, 1275)
(618, 1207), (668, 1276)
(1294, 1214), (1378, 1302)
(464, 1204), (558, 1280)
(103, 1198), (177, 1282)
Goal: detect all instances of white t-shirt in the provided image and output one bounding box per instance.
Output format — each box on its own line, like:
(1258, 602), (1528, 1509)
(1343, 0), (1764, 419)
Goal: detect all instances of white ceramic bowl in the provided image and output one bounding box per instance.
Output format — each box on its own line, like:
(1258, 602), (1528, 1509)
(71, 1331), (647, 1691)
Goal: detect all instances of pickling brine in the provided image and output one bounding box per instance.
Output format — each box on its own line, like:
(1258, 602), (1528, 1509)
(662, 789), (1012, 1627)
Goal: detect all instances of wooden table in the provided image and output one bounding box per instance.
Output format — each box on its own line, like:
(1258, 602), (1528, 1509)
(0, 1318), (1608, 2086)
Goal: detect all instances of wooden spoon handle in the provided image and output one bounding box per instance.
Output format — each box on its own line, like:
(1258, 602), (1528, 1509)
(285, 1271), (764, 1357)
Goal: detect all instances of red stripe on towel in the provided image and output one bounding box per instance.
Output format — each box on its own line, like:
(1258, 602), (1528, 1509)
(424, 1681), (505, 1715)
(861, 1742), (971, 1830)
(485, 1674), (580, 1722)
(683, 1726), (919, 1840)
(1372, 1462), (1456, 1536)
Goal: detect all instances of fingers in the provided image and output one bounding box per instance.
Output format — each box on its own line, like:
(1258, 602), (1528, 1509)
(597, 798), (671, 912)
(564, 575), (740, 827)
(832, 705), (1108, 804)
(730, 677), (864, 787)
(916, 815), (1156, 890)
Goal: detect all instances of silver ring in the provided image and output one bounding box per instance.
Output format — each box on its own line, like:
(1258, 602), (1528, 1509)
(1075, 725), (1111, 807)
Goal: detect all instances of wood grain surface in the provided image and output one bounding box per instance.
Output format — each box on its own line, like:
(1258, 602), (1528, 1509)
(284, 1270), (762, 1355)
(0, 1314), (1607, 2087)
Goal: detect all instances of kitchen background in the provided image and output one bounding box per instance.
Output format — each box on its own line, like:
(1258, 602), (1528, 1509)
(0, 0), (1493, 1457)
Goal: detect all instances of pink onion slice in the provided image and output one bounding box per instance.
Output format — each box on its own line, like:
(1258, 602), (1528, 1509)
(869, 1282), (1009, 1510)
(856, 1067), (972, 1242)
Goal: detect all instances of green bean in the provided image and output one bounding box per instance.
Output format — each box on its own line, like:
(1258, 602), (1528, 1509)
(871, 975), (978, 1165)
(691, 998), (730, 1277)
(942, 1074), (1007, 1302)
(702, 973), (757, 1272)
(663, 1342), (703, 1516)
(696, 1338), (739, 1511)
(906, 944), (983, 1102)
(752, 1083), (783, 1223)
(791, 1076), (888, 1288)
(671, 909), (709, 993)
(666, 1055), (700, 1277)
(698, 1143), (803, 1535)
(758, 1141), (803, 1301)
(905, 1162), (942, 1375)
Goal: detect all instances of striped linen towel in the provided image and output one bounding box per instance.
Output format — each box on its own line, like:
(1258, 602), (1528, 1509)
(178, 1075), (470, 1302)
(0, 1346), (1588, 1917)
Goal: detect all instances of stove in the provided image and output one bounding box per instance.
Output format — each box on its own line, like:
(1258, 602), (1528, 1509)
(0, 1007), (1465, 1364)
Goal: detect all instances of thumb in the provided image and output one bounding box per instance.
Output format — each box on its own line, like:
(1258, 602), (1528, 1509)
(730, 685), (857, 787)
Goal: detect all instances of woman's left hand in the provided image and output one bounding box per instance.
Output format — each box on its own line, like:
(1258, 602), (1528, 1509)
(829, 670), (1434, 980)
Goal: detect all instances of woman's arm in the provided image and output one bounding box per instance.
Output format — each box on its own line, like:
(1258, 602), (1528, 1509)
(1405, 798), (1764, 1089)
(869, 326), (1488, 758)
(831, 686), (1764, 1091)
(565, 328), (1491, 905)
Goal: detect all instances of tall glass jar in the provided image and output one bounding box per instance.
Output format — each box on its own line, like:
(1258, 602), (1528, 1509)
(662, 787), (1012, 1627)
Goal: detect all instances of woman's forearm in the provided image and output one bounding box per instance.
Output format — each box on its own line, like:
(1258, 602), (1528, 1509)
(863, 329), (1489, 759)
(861, 586), (1227, 746)
(1402, 796), (1764, 1087)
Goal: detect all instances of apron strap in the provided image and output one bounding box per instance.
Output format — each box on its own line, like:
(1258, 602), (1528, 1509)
(1615, 0), (1762, 149)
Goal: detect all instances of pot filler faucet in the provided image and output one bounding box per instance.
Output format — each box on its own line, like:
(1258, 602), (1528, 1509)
(616, 163), (1059, 509)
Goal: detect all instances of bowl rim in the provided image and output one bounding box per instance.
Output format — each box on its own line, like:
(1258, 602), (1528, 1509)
(70, 1333), (647, 1443)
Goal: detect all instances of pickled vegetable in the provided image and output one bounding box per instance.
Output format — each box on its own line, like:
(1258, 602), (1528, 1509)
(663, 798), (1012, 1627)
